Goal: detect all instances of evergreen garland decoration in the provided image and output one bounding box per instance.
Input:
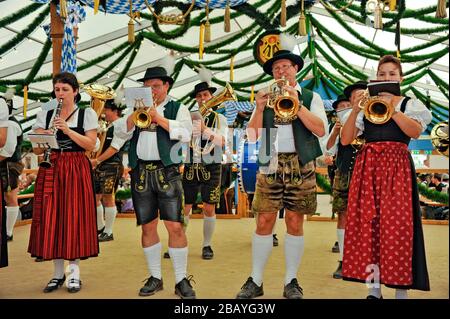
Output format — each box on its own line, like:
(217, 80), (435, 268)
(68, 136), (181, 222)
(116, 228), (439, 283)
(0, 2), (45, 29)
(24, 39), (52, 87)
(150, 1), (195, 40)
(428, 69), (450, 92)
(316, 29), (368, 80)
(400, 35), (449, 55)
(401, 68), (428, 86)
(418, 184), (449, 205)
(84, 42), (136, 84)
(411, 87), (449, 111)
(113, 36), (142, 89)
(0, 5), (50, 56)
(314, 42), (362, 80)
(403, 55), (445, 76)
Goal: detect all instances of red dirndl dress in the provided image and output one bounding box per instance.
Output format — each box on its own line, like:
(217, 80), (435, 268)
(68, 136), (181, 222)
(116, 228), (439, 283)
(342, 115), (430, 291)
(28, 109), (99, 260)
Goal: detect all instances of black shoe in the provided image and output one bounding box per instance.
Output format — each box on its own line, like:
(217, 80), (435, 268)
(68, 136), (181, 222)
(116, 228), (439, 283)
(163, 251), (170, 259)
(283, 278), (303, 299)
(332, 241), (339, 253)
(333, 261), (343, 279)
(98, 232), (114, 242)
(367, 295), (383, 299)
(35, 257), (45, 262)
(97, 227), (105, 235)
(175, 275), (196, 299)
(67, 278), (82, 293)
(202, 246), (214, 260)
(6, 235), (13, 241)
(139, 276), (163, 296)
(43, 275), (66, 293)
(272, 234), (279, 247)
(236, 277), (264, 299)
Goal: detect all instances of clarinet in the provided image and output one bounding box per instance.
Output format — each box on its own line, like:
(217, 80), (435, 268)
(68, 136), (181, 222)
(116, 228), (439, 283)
(39, 99), (63, 168)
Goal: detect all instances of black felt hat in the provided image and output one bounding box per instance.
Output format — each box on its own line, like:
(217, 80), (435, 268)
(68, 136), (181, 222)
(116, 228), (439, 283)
(189, 82), (217, 98)
(263, 50), (304, 76)
(136, 66), (174, 85)
(343, 81), (368, 99)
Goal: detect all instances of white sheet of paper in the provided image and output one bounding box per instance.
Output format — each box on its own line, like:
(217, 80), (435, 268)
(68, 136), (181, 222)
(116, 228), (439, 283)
(28, 133), (59, 149)
(125, 87), (153, 110)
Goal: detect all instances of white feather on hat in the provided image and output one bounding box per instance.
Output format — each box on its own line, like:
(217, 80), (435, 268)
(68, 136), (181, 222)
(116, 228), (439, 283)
(197, 65), (213, 85)
(161, 52), (176, 76)
(279, 33), (298, 52)
(114, 84), (125, 106)
(4, 87), (15, 100)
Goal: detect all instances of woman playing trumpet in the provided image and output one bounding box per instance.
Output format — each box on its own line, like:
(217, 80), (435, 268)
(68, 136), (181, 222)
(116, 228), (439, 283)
(340, 55), (432, 298)
(28, 72), (99, 293)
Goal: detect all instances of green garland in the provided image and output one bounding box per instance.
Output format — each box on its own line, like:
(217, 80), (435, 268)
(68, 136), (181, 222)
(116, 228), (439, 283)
(24, 39), (52, 86)
(418, 184), (449, 205)
(150, 1), (195, 40)
(0, 5), (50, 56)
(113, 36), (142, 89)
(314, 42), (362, 80)
(403, 55), (445, 76)
(0, 2), (45, 29)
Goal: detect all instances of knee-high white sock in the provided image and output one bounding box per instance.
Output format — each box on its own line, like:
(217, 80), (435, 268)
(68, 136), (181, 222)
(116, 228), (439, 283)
(67, 260), (80, 288)
(169, 246), (188, 284)
(368, 287), (382, 298)
(6, 206), (20, 236)
(96, 205), (105, 231)
(251, 233), (273, 286)
(337, 229), (345, 261)
(104, 206), (117, 235)
(395, 289), (408, 299)
(202, 215), (216, 247)
(53, 259), (65, 279)
(143, 242), (162, 280)
(284, 234), (304, 285)
(271, 217), (277, 235)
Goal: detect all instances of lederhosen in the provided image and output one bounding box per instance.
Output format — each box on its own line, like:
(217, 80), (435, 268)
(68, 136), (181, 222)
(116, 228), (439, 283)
(128, 101), (184, 225)
(252, 88), (322, 215)
(94, 124), (125, 195)
(183, 111), (222, 205)
(342, 97), (430, 291)
(0, 116), (24, 192)
(331, 140), (359, 216)
(28, 108), (99, 260)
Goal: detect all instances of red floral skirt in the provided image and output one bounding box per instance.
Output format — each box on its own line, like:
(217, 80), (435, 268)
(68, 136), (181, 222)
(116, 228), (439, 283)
(343, 141), (429, 290)
(28, 151), (99, 260)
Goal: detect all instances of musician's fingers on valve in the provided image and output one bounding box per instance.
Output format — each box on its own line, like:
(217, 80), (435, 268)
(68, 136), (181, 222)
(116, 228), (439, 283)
(351, 90), (365, 110)
(255, 90), (269, 109)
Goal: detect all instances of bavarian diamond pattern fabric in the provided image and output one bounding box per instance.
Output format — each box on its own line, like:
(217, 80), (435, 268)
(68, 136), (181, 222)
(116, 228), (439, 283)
(193, 0), (248, 9)
(224, 101), (254, 126)
(79, 0), (156, 14)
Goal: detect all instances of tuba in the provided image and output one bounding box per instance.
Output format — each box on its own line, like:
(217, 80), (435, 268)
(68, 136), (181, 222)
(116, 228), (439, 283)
(82, 83), (116, 159)
(431, 121), (449, 157)
(266, 76), (299, 124)
(191, 83), (237, 157)
(358, 89), (394, 125)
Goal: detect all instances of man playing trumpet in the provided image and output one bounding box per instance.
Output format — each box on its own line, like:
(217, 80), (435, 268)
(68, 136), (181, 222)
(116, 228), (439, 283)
(236, 46), (328, 299)
(116, 66), (195, 299)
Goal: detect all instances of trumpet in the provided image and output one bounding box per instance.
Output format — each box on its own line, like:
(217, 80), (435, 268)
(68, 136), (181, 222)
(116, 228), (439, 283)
(358, 89), (394, 125)
(40, 99), (63, 168)
(131, 93), (156, 129)
(266, 77), (299, 124)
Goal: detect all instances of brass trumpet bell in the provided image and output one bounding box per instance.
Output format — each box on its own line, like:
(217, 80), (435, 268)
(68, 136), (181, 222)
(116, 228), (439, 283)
(132, 109), (152, 129)
(359, 90), (394, 125)
(267, 77), (299, 124)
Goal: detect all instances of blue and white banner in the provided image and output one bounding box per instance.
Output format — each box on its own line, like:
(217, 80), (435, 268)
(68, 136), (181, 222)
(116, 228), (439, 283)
(193, 0), (248, 9)
(223, 101), (254, 126)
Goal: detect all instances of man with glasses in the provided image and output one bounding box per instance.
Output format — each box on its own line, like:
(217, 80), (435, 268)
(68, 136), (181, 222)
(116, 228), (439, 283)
(116, 67), (195, 299)
(236, 49), (328, 299)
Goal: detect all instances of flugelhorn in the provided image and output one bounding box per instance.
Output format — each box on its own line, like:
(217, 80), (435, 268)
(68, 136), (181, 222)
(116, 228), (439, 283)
(358, 90), (394, 125)
(131, 93), (156, 129)
(266, 76), (299, 124)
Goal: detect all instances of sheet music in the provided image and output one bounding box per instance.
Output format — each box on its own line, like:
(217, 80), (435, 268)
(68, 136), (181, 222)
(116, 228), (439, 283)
(28, 133), (59, 149)
(124, 87), (153, 110)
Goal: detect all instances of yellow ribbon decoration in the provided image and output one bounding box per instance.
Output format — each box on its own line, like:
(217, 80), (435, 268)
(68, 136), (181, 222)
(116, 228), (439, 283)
(23, 85), (28, 119)
(250, 85), (255, 103)
(94, 0), (100, 15)
(199, 23), (205, 59)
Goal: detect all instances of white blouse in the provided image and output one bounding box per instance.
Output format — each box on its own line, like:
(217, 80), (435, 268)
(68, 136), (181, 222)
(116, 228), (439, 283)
(33, 106), (99, 132)
(0, 99), (9, 127)
(355, 97), (432, 134)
